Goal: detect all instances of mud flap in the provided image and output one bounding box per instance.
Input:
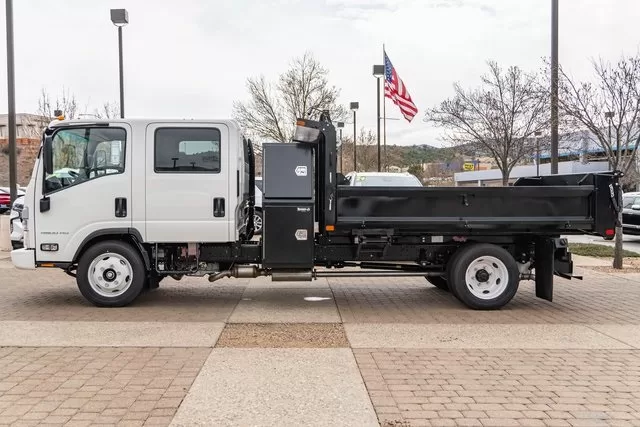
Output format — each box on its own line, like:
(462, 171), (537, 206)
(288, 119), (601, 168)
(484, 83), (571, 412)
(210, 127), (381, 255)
(535, 237), (554, 301)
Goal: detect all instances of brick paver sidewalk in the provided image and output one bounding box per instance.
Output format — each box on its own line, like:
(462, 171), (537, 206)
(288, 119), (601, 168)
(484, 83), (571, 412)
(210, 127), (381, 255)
(1, 257), (640, 426)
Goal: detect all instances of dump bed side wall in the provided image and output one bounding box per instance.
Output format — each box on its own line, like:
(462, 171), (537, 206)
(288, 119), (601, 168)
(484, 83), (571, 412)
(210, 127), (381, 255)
(335, 172), (618, 236)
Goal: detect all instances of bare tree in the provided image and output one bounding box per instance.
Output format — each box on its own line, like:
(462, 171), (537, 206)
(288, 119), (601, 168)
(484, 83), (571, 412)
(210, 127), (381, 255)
(339, 128), (377, 172)
(93, 102), (120, 119)
(425, 61), (549, 185)
(233, 52), (347, 142)
(37, 88), (80, 120)
(557, 54), (640, 269)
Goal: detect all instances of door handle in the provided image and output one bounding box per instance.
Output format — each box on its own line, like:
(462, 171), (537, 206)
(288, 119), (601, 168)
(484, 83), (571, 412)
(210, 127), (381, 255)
(214, 198), (225, 217)
(115, 197), (127, 218)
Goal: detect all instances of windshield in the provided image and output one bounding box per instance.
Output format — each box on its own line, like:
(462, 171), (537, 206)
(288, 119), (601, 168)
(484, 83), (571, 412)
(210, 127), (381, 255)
(353, 174), (422, 187)
(623, 196), (640, 208)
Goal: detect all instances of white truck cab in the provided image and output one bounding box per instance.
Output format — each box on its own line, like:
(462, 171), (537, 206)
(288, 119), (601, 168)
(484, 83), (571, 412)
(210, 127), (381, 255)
(12, 118), (254, 305)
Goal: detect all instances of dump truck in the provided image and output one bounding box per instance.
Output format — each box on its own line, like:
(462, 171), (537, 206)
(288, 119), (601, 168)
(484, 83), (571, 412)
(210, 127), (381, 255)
(11, 114), (621, 309)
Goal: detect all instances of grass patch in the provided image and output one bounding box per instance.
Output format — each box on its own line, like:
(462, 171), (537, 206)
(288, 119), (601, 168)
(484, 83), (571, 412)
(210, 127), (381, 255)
(569, 243), (640, 258)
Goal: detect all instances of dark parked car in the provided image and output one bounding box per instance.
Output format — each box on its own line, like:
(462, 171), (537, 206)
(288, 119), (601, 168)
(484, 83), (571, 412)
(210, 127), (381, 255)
(622, 192), (640, 235)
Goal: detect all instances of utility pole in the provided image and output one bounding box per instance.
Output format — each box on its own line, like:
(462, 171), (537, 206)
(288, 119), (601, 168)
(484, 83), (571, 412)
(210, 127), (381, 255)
(550, 0), (559, 174)
(6, 0), (18, 205)
(350, 102), (359, 171)
(110, 9), (129, 118)
(373, 65), (384, 172)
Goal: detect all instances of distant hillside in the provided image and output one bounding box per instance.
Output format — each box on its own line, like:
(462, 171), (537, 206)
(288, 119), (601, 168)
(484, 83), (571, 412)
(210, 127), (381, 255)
(385, 144), (465, 168)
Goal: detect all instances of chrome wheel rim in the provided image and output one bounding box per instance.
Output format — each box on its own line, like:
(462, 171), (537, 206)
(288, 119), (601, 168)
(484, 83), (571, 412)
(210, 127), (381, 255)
(87, 252), (133, 297)
(254, 213), (263, 232)
(464, 255), (508, 300)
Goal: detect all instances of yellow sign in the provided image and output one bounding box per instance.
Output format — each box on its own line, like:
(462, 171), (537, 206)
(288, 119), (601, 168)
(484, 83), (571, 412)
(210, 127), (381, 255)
(463, 162), (475, 171)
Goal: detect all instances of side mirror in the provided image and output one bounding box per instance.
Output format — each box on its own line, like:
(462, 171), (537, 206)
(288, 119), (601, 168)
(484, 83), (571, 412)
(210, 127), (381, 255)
(336, 173), (349, 185)
(632, 204), (640, 211)
(43, 134), (54, 174)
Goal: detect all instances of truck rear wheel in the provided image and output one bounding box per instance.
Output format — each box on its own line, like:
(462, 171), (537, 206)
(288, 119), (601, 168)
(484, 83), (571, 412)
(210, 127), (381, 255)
(77, 240), (146, 307)
(447, 243), (520, 310)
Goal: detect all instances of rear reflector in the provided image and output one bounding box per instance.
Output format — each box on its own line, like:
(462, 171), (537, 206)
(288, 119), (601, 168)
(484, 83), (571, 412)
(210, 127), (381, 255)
(605, 229), (615, 236)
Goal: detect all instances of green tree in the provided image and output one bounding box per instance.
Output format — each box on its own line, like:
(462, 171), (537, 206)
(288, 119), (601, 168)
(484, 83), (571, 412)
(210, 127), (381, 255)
(407, 164), (424, 182)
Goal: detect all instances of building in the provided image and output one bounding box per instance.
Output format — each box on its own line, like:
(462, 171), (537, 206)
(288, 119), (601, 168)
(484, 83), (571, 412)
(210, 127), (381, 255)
(0, 113), (50, 139)
(454, 160), (610, 187)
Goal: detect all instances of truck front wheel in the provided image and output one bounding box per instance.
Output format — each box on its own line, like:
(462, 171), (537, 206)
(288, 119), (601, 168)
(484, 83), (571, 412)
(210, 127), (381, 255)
(448, 244), (520, 310)
(77, 240), (146, 307)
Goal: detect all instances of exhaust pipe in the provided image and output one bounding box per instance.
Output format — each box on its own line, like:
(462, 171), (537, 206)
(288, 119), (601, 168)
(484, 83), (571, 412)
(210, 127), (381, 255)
(208, 265), (264, 282)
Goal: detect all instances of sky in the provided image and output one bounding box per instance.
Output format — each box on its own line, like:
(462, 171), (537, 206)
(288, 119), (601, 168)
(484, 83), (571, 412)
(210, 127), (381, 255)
(0, 0), (638, 146)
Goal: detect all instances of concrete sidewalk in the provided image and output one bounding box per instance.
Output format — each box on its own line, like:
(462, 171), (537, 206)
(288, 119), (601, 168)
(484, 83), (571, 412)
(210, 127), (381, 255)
(171, 349), (378, 426)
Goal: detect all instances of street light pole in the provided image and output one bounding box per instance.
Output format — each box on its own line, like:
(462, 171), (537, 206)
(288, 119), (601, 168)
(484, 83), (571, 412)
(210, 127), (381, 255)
(5, 0), (17, 205)
(550, 0), (559, 174)
(376, 77), (381, 171)
(373, 65), (384, 172)
(350, 102), (359, 172)
(535, 131), (542, 176)
(110, 9), (129, 118)
(118, 26), (124, 118)
(337, 122), (344, 174)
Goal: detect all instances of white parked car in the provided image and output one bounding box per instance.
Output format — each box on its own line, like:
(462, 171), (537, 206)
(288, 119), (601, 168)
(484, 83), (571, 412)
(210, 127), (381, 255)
(10, 195), (25, 249)
(343, 172), (423, 187)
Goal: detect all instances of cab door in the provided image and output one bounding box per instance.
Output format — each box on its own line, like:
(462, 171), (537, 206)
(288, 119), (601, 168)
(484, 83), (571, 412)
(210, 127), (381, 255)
(34, 125), (132, 262)
(144, 123), (231, 242)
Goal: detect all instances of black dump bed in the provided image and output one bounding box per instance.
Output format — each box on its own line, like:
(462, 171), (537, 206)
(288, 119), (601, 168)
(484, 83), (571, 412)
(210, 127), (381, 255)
(284, 116), (620, 239)
(336, 171), (620, 236)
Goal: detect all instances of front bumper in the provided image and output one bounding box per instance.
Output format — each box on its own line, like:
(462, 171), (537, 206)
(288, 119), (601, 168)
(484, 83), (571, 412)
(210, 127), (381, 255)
(11, 248), (35, 270)
(623, 223), (640, 235)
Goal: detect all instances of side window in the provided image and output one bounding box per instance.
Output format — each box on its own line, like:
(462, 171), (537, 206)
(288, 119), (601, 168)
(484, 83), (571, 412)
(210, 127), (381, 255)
(44, 127), (126, 194)
(155, 128), (221, 173)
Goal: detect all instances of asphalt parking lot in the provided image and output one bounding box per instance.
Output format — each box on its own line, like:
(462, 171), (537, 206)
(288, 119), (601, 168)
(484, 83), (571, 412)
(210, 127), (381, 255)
(0, 255), (639, 426)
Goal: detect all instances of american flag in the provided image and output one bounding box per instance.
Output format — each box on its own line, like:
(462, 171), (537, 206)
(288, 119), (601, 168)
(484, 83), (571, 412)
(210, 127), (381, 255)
(384, 52), (418, 122)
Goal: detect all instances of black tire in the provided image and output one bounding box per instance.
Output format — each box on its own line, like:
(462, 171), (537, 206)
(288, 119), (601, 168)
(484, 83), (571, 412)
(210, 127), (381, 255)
(425, 276), (449, 291)
(447, 243), (520, 310)
(76, 240), (146, 307)
(445, 248), (465, 300)
(254, 209), (263, 235)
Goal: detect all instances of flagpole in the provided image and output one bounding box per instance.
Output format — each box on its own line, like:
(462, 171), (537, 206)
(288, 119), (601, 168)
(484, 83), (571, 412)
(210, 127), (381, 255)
(383, 43), (387, 171)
